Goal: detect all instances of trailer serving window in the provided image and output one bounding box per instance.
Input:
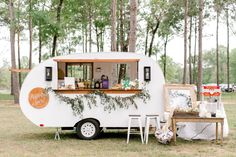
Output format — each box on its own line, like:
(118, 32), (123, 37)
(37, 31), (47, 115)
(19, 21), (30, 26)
(54, 58), (140, 93)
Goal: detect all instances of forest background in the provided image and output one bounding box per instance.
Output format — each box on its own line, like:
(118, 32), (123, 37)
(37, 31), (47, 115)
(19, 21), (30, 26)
(0, 0), (236, 103)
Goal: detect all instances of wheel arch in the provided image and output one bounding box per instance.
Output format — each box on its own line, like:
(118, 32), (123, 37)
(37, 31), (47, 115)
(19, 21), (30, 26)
(74, 118), (101, 127)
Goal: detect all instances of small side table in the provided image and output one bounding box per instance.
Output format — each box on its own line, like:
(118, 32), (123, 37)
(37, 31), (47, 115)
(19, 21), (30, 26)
(171, 117), (224, 145)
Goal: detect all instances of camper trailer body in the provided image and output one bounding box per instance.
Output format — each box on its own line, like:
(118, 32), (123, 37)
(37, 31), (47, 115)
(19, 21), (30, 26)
(20, 52), (165, 139)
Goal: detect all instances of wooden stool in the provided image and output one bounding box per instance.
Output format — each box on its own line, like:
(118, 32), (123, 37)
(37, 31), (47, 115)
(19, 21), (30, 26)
(127, 115), (144, 144)
(144, 114), (160, 144)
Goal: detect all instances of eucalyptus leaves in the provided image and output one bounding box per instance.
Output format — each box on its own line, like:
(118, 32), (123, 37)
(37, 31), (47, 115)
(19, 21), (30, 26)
(46, 88), (150, 115)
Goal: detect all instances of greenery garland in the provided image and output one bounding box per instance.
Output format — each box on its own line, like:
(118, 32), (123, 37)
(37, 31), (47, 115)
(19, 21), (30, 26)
(46, 87), (150, 115)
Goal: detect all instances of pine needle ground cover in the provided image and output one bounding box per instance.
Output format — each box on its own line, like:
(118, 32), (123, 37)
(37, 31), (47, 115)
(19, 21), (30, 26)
(0, 93), (235, 157)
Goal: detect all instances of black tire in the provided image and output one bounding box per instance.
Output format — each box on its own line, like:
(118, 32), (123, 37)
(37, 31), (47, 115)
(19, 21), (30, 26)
(76, 119), (100, 140)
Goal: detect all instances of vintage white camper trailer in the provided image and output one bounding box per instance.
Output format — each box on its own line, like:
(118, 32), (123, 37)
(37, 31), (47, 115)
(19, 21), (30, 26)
(20, 52), (165, 139)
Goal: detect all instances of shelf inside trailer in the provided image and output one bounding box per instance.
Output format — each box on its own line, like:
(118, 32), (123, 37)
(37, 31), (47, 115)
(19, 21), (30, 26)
(54, 89), (142, 94)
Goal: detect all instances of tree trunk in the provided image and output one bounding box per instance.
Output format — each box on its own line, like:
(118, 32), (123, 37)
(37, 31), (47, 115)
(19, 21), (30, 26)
(116, 6), (120, 52)
(193, 17), (197, 85)
(123, 11), (129, 52)
(216, 9), (219, 86)
(51, 0), (64, 57)
(144, 22), (149, 56)
(9, 0), (19, 104)
(111, 0), (117, 51)
(189, 17), (192, 84)
(129, 0), (137, 52)
(120, 0), (124, 51)
(52, 36), (57, 56)
(163, 35), (168, 78)
(226, 6), (230, 90)
(17, 30), (21, 87)
(11, 73), (13, 95)
(95, 26), (99, 52)
(68, 36), (71, 54)
(17, 0), (21, 87)
(89, 5), (92, 52)
(39, 21), (42, 63)
(28, 0), (32, 69)
(197, 0), (204, 101)
(85, 25), (88, 53)
(148, 20), (160, 57)
(117, 0), (128, 82)
(118, 64), (126, 83)
(39, 1), (45, 63)
(82, 26), (84, 53)
(183, 0), (188, 84)
(100, 28), (104, 51)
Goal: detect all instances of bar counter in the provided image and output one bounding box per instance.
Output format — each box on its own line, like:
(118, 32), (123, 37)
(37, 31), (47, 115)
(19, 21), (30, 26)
(54, 89), (142, 94)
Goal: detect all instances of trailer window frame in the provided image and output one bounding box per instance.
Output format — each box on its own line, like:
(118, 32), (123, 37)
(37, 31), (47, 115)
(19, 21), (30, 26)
(55, 58), (139, 90)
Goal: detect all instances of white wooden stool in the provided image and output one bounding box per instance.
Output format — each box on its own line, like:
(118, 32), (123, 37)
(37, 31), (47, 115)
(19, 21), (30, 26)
(127, 115), (144, 144)
(144, 114), (160, 144)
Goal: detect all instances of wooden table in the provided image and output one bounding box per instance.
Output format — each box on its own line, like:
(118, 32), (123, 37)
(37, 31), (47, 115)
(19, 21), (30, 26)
(171, 116), (224, 145)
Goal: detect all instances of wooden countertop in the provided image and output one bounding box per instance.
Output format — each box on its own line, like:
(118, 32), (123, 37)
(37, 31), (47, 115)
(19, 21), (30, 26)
(172, 116), (224, 122)
(54, 89), (142, 94)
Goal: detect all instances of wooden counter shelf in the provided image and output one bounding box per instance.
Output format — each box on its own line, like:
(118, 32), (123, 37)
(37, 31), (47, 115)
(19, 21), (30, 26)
(54, 89), (142, 94)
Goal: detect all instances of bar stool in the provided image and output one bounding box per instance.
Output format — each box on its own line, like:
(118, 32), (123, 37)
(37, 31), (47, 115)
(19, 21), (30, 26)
(127, 115), (144, 144)
(144, 114), (160, 144)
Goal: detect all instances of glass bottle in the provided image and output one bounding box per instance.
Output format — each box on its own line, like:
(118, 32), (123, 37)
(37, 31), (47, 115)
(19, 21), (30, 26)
(95, 80), (100, 89)
(91, 79), (95, 89)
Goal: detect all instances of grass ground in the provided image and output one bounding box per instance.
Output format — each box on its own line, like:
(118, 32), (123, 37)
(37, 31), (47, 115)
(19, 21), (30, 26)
(221, 92), (236, 104)
(0, 93), (236, 157)
(0, 93), (13, 100)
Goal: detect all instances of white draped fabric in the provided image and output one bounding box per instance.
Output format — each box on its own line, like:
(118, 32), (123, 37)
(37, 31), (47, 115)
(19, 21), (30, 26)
(177, 102), (229, 140)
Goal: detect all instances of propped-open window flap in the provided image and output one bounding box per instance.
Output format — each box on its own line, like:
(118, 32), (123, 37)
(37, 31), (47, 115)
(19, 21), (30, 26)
(53, 58), (140, 63)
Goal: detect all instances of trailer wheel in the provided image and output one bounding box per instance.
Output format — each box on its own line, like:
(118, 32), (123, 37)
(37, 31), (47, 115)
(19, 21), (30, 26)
(76, 119), (100, 140)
